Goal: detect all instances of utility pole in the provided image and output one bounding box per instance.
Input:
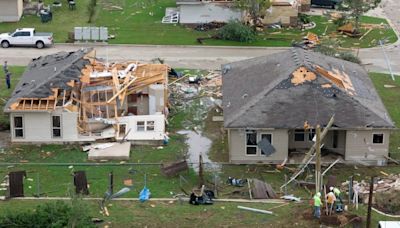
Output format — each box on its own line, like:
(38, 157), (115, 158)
(366, 176), (375, 228)
(315, 125), (321, 193)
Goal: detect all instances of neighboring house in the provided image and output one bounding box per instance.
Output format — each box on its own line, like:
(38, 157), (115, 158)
(222, 48), (395, 165)
(176, 0), (242, 24)
(175, 0), (308, 26)
(260, 0), (299, 26)
(0, 0), (23, 22)
(4, 49), (169, 145)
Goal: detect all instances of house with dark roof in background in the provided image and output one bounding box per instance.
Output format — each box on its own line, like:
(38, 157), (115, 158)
(4, 49), (169, 146)
(173, 0), (309, 27)
(222, 48), (395, 165)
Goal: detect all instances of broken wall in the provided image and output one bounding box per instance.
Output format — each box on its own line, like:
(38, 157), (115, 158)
(229, 129), (288, 164)
(288, 130), (346, 155)
(149, 84), (165, 115)
(345, 130), (390, 163)
(117, 114), (165, 142)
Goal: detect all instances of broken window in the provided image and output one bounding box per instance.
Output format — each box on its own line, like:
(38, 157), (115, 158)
(259, 134), (275, 156)
(14, 116), (24, 138)
(294, 130), (305, 141)
(372, 133), (384, 144)
(137, 121), (145, 131)
(147, 121), (155, 131)
(246, 130), (257, 155)
(52, 115), (61, 138)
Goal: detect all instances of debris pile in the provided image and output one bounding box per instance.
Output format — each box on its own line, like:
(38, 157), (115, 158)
(342, 174), (400, 204)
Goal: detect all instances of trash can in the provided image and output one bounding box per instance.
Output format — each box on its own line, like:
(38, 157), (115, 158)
(40, 10), (52, 23)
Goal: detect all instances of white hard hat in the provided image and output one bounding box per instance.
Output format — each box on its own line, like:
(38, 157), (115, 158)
(329, 186), (334, 191)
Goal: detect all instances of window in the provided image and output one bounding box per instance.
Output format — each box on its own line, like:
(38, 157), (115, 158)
(52, 116), (61, 138)
(13, 32), (23, 37)
(372, 133), (384, 144)
(260, 133), (272, 156)
(294, 130), (305, 141)
(137, 121), (145, 131)
(246, 131), (257, 155)
(308, 129), (316, 141)
(146, 121), (155, 131)
(14, 116), (24, 138)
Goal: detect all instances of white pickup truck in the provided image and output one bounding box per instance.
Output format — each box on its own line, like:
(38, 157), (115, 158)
(0, 28), (53, 49)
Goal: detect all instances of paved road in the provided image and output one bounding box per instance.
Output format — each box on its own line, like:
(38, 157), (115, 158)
(0, 44), (399, 74)
(0, 44), (288, 70)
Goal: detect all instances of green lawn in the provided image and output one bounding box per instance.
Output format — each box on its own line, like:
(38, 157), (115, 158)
(0, 0), (396, 47)
(0, 198), (394, 227)
(0, 69), (399, 226)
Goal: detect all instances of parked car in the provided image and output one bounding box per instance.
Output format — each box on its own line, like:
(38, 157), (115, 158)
(311, 0), (343, 9)
(0, 28), (53, 49)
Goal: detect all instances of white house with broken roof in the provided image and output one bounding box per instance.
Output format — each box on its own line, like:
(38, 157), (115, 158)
(222, 48), (395, 165)
(4, 49), (169, 145)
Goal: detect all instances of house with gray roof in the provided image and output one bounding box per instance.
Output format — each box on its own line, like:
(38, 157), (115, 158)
(222, 48), (395, 165)
(4, 49), (169, 145)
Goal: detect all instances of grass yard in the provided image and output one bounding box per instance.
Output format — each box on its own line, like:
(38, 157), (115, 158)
(0, 0), (396, 47)
(0, 68), (399, 226)
(0, 197), (395, 227)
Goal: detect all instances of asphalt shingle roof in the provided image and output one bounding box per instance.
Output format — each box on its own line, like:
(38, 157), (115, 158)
(222, 48), (394, 129)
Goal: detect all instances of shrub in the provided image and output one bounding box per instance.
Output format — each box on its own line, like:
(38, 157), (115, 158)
(299, 14), (311, 24)
(0, 200), (95, 228)
(218, 20), (256, 43)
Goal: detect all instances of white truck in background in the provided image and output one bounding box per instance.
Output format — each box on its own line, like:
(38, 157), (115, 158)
(0, 28), (53, 49)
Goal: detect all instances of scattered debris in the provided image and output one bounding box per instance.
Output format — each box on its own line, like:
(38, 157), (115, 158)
(280, 195), (301, 202)
(237, 206), (273, 215)
(161, 160), (189, 177)
(250, 179), (277, 199)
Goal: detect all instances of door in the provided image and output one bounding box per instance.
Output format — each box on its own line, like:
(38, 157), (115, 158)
(10, 31), (31, 45)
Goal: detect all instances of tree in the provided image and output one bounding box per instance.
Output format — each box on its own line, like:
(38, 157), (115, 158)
(235, 0), (271, 30)
(341, 0), (380, 33)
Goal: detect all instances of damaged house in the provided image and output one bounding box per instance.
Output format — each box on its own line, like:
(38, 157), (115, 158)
(222, 48), (395, 165)
(4, 49), (169, 145)
(174, 0), (309, 26)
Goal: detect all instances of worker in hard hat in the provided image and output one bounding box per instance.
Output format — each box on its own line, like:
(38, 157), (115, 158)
(332, 186), (343, 204)
(313, 192), (322, 219)
(326, 188), (337, 215)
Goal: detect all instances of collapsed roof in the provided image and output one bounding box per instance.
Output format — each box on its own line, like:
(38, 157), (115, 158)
(5, 49), (169, 137)
(222, 48), (395, 129)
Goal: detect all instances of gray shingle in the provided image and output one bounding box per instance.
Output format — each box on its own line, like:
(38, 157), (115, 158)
(222, 48), (395, 129)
